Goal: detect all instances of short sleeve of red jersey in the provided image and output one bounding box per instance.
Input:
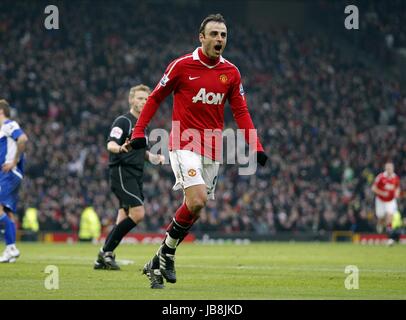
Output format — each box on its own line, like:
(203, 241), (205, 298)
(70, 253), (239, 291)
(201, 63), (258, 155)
(228, 68), (264, 152)
(131, 59), (182, 139)
(374, 174), (381, 185)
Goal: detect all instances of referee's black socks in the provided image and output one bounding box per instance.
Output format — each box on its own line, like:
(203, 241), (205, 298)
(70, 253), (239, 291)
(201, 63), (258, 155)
(103, 217), (137, 252)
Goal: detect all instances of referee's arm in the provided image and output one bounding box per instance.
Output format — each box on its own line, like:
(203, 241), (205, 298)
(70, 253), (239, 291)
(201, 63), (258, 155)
(107, 139), (129, 154)
(145, 151), (165, 165)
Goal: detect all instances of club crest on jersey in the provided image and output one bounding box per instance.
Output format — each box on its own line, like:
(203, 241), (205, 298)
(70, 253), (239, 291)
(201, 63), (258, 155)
(219, 74), (228, 84)
(160, 74), (169, 87)
(192, 88), (225, 105)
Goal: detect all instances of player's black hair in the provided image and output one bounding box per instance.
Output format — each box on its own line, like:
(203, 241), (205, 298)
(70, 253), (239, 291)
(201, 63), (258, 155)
(199, 13), (226, 35)
(0, 99), (10, 117)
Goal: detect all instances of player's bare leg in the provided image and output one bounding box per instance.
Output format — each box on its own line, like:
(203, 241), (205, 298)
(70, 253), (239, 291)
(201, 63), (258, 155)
(385, 212), (395, 246)
(184, 184), (208, 215)
(146, 184), (207, 285)
(376, 217), (385, 234)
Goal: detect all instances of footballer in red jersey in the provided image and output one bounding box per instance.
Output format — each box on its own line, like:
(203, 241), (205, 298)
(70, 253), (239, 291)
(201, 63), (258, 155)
(371, 162), (401, 235)
(130, 14), (268, 288)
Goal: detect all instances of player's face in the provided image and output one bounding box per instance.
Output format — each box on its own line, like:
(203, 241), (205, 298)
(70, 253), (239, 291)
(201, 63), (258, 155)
(199, 22), (227, 59)
(0, 110), (5, 123)
(385, 163), (394, 175)
(130, 90), (149, 114)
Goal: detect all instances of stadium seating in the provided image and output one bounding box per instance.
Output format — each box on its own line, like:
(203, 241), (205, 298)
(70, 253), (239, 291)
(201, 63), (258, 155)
(1, 0), (404, 235)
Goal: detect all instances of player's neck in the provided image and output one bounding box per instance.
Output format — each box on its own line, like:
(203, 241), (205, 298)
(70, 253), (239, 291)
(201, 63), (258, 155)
(384, 171), (394, 177)
(199, 47), (220, 66)
(0, 117), (7, 125)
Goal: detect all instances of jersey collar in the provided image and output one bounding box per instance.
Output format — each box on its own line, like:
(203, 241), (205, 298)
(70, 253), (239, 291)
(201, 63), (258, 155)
(193, 48), (225, 69)
(127, 111), (137, 122)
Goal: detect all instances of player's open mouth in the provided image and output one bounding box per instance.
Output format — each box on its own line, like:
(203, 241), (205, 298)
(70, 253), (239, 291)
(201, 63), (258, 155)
(214, 44), (222, 52)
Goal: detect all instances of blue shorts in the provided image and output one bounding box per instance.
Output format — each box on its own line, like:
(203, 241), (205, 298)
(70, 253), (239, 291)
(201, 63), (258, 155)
(0, 171), (22, 213)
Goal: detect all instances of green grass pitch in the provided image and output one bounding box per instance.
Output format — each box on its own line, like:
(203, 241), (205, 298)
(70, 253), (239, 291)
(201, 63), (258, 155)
(0, 242), (405, 300)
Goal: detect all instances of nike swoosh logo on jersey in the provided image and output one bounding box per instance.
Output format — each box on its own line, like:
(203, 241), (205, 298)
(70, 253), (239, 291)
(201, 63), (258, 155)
(188, 76), (200, 80)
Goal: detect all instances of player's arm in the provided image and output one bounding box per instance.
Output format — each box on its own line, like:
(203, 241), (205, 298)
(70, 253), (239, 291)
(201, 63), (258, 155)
(395, 187), (401, 198)
(395, 178), (401, 198)
(145, 151), (165, 165)
(228, 71), (268, 166)
(371, 180), (388, 197)
(130, 60), (181, 149)
(2, 125), (28, 172)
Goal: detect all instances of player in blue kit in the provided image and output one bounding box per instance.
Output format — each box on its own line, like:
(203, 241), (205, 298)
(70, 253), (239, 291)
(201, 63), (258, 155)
(0, 99), (28, 263)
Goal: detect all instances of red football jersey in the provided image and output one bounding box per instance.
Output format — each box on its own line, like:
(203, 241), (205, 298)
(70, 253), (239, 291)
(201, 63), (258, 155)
(132, 47), (264, 160)
(373, 172), (400, 202)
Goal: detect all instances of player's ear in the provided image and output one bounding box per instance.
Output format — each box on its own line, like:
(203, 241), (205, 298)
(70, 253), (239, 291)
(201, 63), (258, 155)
(199, 32), (204, 43)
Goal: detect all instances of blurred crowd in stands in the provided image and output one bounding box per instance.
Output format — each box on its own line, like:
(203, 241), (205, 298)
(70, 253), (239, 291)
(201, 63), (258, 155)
(318, 0), (406, 65)
(1, 0), (405, 235)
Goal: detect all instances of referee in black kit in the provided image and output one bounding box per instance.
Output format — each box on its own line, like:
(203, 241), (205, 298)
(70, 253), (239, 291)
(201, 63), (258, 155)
(94, 84), (164, 270)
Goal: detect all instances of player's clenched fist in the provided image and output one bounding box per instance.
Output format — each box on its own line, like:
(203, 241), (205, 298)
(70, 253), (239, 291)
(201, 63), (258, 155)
(256, 151), (268, 166)
(130, 137), (147, 150)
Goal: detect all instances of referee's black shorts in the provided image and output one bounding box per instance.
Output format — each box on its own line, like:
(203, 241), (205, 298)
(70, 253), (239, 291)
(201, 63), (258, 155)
(110, 165), (144, 209)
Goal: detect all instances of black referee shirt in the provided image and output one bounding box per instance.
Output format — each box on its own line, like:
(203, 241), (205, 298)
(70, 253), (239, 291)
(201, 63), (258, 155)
(107, 112), (146, 168)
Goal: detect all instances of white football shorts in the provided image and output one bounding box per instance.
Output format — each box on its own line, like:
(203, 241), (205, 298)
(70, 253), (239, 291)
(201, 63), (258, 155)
(169, 150), (220, 200)
(375, 198), (398, 219)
